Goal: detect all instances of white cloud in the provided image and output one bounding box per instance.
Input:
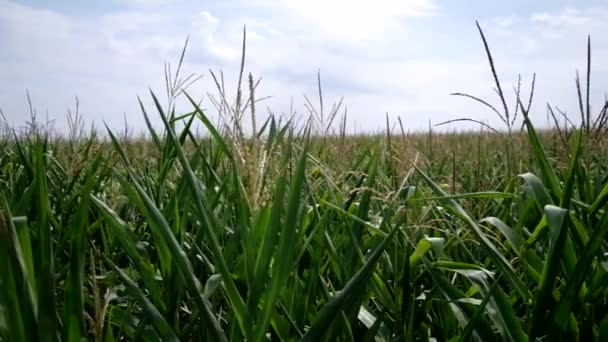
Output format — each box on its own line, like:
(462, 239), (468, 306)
(531, 8), (594, 27)
(260, 0), (437, 46)
(479, 6), (608, 127)
(1, 0), (608, 135)
(0, 1), (208, 131)
(120, 0), (179, 6)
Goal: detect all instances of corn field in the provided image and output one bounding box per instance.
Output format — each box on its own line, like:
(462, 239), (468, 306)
(2, 25), (608, 341)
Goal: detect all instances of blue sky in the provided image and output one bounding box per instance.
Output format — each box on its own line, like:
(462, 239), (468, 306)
(1, 0), (608, 134)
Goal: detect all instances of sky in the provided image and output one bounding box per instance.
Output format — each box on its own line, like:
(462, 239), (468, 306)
(1, 0), (608, 135)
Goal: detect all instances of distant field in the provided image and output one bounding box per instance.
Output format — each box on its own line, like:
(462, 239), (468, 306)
(2, 31), (608, 342)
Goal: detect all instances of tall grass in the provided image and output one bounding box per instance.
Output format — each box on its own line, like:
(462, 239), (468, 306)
(2, 24), (608, 341)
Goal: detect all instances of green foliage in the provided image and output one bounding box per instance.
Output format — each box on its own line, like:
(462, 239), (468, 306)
(2, 24), (608, 342)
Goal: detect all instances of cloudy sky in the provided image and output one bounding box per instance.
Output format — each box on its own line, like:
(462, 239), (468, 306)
(1, 0), (607, 134)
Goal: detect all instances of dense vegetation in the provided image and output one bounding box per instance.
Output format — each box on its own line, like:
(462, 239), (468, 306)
(2, 25), (608, 341)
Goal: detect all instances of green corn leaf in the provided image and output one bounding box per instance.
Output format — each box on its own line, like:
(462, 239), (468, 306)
(530, 205), (569, 341)
(452, 267), (526, 342)
(301, 224), (399, 342)
(413, 191), (516, 201)
(91, 196), (165, 311)
(107, 259), (179, 342)
(416, 166), (531, 302)
(33, 142), (59, 342)
(254, 134), (309, 342)
(149, 90), (249, 339)
(519, 172), (553, 211)
(0, 199), (38, 342)
(480, 217), (523, 253)
(105, 121), (228, 342)
(250, 141), (290, 314)
(553, 208), (608, 333)
(63, 155), (102, 341)
(521, 106), (562, 200)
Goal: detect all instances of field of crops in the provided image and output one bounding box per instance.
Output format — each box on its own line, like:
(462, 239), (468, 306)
(3, 30), (608, 341)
